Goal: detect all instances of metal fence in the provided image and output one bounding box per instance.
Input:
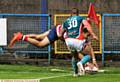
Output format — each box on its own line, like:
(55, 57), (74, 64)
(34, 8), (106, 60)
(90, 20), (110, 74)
(102, 14), (120, 64)
(0, 14), (50, 55)
(54, 14), (102, 54)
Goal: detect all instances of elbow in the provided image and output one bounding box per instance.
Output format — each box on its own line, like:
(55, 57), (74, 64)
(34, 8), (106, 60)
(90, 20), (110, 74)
(57, 33), (62, 38)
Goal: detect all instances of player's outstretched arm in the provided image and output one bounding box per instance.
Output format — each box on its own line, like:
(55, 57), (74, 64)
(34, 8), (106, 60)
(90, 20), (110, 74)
(82, 20), (98, 41)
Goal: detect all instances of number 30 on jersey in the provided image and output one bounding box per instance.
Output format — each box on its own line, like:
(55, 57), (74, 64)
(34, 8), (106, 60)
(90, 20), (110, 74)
(68, 19), (78, 29)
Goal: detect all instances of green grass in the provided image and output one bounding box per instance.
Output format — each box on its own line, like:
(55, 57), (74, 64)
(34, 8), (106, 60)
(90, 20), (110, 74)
(0, 64), (119, 82)
(41, 74), (120, 82)
(0, 64), (71, 79)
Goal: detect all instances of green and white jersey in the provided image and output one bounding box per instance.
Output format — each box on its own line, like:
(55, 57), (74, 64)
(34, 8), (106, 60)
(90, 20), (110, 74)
(62, 16), (84, 38)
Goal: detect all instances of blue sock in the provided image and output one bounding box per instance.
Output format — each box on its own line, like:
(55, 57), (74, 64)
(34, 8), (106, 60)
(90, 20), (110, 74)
(80, 55), (91, 64)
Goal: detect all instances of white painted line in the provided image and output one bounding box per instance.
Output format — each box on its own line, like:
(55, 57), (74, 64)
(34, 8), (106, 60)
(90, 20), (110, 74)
(39, 74), (72, 80)
(0, 79), (39, 82)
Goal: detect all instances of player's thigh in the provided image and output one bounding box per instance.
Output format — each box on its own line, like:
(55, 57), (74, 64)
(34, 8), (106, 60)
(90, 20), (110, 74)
(78, 53), (83, 59)
(36, 30), (50, 39)
(41, 30), (50, 37)
(39, 37), (50, 46)
(82, 44), (92, 55)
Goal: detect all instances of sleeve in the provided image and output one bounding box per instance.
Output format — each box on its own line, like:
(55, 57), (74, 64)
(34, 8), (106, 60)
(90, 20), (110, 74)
(57, 21), (67, 38)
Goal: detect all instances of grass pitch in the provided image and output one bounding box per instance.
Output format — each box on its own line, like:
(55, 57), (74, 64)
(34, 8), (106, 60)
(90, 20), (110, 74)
(0, 64), (119, 82)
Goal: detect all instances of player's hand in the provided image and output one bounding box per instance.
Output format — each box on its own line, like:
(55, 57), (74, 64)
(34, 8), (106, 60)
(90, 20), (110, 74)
(93, 35), (99, 41)
(93, 59), (99, 68)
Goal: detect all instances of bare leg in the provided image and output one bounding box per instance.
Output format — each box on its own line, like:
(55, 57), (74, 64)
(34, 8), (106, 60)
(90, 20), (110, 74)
(25, 30), (50, 40)
(82, 42), (98, 68)
(27, 36), (50, 47)
(8, 31), (50, 48)
(36, 30), (50, 39)
(78, 53), (83, 59)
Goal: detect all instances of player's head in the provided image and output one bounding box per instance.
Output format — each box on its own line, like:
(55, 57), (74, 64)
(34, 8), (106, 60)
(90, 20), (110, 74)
(71, 8), (79, 16)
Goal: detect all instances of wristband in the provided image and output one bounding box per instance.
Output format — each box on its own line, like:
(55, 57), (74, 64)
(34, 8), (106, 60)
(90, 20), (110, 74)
(92, 59), (96, 61)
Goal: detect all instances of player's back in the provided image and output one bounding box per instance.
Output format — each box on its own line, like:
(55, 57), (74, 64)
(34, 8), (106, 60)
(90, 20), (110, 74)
(63, 16), (84, 38)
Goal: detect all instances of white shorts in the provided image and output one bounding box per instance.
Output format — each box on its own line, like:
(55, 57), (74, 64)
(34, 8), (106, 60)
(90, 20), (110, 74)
(65, 38), (86, 52)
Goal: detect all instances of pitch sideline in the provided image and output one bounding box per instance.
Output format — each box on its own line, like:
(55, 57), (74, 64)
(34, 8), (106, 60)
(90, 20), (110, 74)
(39, 74), (72, 81)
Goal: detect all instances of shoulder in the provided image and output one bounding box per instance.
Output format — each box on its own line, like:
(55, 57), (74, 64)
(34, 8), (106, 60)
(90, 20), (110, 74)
(76, 16), (85, 21)
(77, 16), (84, 18)
(82, 19), (89, 24)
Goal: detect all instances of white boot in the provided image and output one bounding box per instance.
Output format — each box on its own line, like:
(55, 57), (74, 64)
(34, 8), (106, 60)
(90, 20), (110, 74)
(73, 72), (78, 77)
(77, 62), (85, 76)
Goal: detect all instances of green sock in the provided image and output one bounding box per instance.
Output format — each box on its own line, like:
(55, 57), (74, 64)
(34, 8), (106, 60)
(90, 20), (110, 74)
(72, 57), (78, 74)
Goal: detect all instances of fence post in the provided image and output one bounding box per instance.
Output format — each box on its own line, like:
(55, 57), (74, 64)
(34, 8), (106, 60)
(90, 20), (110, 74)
(40, 0), (48, 32)
(40, 0), (51, 64)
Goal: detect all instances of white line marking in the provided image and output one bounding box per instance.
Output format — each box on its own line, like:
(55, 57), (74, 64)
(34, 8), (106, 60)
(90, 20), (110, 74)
(0, 79), (40, 82)
(39, 74), (72, 80)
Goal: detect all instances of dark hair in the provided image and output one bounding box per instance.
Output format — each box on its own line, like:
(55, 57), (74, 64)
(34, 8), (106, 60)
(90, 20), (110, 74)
(71, 8), (79, 16)
(83, 28), (88, 33)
